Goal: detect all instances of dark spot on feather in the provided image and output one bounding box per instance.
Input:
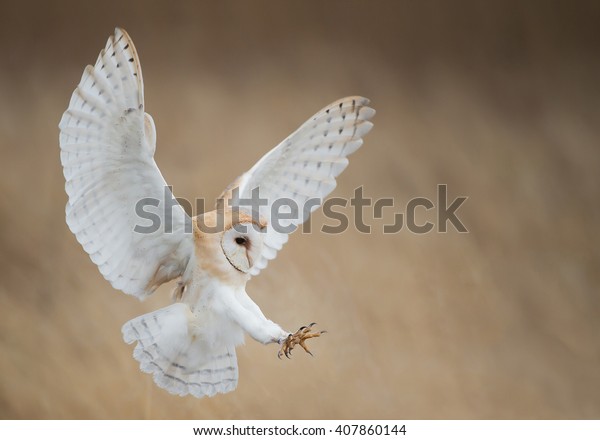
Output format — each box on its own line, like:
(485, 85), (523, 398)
(339, 128), (343, 134)
(128, 57), (134, 62)
(124, 43), (129, 49)
(116, 63), (120, 68)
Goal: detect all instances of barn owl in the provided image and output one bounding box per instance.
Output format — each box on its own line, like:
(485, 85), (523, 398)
(58, 28), (374, 398)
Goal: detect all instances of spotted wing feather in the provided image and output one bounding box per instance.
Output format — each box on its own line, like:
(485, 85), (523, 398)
(224, 96), (375, 275)
(59, 28), (194, 299)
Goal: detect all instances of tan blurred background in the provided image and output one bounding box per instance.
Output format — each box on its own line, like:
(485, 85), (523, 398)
(0, 0), (599, 419)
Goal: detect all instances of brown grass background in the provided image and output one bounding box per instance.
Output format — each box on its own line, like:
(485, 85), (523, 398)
(0, 0), (599, 419)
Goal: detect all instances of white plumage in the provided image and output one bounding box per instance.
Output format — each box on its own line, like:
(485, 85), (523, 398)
(234, 96), (374, 275)
(59, 29), (193, 299)
(59, 28), (375, 398)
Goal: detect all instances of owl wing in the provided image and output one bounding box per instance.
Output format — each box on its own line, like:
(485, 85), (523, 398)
(59, 28), (194, 299)
(220, 97), (375, 276)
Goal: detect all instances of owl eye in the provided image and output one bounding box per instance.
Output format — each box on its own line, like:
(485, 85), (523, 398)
(235, 237), (247, 245)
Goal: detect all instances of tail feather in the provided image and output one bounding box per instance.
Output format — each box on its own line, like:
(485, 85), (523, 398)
(122, 303), (238, 398)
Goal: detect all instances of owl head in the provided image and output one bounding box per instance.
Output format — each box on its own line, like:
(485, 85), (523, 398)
(193, 209), (267, 281)
(220, 221), (265, 273)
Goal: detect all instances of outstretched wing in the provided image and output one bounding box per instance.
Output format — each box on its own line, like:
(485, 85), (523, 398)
(220, 96), (375, 276)
(59, 28), (194, 299)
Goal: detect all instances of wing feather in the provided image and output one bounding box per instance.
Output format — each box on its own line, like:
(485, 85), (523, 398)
(59, 28), (194, 299)
(222, 96), (374, 276)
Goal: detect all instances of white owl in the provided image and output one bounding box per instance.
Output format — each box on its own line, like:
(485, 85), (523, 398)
(59, 28), (374, 398)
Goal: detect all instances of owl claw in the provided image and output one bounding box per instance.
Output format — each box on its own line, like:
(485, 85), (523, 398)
(278, 323), (325, 359)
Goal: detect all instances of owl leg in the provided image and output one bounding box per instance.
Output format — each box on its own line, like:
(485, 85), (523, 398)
(278, 323), (326, 359)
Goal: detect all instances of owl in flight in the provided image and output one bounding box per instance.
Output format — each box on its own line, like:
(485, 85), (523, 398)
(59, 28), (374, 398)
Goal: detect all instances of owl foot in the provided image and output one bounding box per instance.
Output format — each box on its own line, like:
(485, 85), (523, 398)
(278, 322), (326, 359)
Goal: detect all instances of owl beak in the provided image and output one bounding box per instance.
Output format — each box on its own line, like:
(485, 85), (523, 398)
(246, 250), (253, 269)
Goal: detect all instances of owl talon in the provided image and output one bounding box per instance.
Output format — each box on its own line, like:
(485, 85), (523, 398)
(278, 323), (325, 359)
(299, 340), (313, 356)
